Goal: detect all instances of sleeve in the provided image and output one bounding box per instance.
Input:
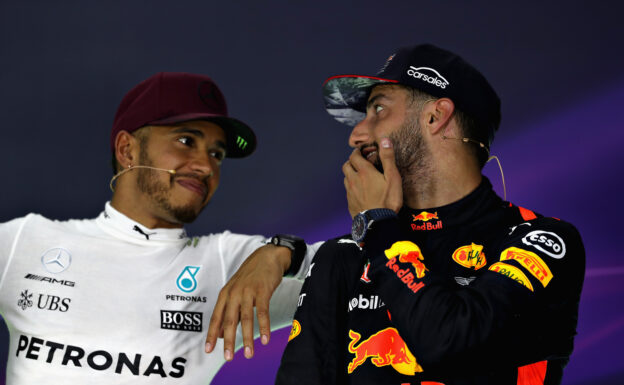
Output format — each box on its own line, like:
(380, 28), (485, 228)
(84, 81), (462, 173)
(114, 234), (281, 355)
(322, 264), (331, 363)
(0, 216), (28, 291)
(216, 232), (325, 333)
(364, 216), (585, 371)
(267, 241), (325, 331)
(275, 239), (360, 385)
(217, 232), (323, 282)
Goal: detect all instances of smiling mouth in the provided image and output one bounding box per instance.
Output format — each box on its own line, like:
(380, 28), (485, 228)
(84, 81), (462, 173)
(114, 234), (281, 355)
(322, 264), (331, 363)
(176, 179), (208, 198)
(360, 144), (379, 162)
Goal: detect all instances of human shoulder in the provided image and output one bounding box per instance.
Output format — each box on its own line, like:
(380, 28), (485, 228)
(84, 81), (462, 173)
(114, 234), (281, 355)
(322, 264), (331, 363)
(497, 212), (585, 292)
(505, 215), (582, 257)
(310, 234), (363, 273)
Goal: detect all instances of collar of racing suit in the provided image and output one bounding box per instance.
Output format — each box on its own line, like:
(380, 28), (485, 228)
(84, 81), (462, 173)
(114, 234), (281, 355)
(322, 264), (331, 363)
(398, 177), (503, 233)
(95, 202), (188, 244)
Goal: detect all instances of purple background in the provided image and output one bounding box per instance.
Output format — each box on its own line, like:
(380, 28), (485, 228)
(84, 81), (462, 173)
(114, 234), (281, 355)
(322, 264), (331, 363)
(1, 1), (623, 384)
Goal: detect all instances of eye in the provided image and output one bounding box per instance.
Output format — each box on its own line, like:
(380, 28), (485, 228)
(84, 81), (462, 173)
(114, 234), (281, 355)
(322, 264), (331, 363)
(375, 105), (384, 114)
(210, 149), (226, 163)
(177, 136), (194, 146)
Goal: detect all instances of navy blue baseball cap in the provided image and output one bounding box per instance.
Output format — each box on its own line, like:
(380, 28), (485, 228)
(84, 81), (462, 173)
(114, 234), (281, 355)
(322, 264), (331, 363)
(322, 44), (501, 148)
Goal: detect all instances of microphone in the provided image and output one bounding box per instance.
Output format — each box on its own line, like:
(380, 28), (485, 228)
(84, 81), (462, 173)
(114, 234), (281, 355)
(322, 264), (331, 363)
(109, 165), (176, 192)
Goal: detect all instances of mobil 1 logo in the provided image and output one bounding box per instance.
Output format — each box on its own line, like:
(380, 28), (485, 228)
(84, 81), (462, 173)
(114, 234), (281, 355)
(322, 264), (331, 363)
(160, 310), (203, 332)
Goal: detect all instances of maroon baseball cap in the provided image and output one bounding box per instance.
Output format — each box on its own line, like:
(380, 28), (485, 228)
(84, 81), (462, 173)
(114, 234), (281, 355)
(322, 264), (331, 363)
(110, 72), (256, 158)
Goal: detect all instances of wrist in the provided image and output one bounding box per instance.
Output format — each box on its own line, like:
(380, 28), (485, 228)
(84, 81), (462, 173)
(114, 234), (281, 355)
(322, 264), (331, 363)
(269, 234), (306, 278)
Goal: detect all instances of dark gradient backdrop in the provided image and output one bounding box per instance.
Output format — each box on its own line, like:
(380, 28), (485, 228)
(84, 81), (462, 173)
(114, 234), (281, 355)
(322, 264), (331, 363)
(1, 1), (623, 384)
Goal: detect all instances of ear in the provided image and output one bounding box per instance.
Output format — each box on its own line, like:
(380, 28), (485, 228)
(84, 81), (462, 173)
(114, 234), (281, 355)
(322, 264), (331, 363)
(113, 131), (138, 169)
(423, 98), (455, 135)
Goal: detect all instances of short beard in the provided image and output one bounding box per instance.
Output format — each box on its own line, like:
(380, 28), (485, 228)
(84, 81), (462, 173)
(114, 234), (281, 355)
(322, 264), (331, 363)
(373, 114), (431, 190)
(136, 150), (201, 224)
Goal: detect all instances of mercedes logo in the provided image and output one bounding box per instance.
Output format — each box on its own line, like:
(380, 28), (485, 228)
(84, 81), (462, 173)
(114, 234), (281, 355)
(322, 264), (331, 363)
(41, 248), (72, 274)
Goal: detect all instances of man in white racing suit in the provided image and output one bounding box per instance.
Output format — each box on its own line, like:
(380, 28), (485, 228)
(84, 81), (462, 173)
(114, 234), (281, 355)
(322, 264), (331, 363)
(0, 72), (320, 384)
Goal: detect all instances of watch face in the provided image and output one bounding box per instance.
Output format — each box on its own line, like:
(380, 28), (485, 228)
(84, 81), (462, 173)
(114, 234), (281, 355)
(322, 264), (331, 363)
(351, 214), (366, 243)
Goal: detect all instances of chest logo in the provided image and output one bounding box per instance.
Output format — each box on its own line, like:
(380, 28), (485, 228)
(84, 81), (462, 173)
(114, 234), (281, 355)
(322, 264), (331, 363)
(41, 248), (72, 274)
(176, 266), (200, 293)
(411, 211), (443, 231)
(348, 328), (422, 375)
(384, 241), (427, 294)
(17, 290), (34, 310)
(452, 243), (487, 270)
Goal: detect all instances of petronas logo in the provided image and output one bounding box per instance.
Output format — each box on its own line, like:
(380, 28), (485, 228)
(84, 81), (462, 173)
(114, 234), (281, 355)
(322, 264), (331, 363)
(177, 266), (200, 293)
(236, 136), (248, 150)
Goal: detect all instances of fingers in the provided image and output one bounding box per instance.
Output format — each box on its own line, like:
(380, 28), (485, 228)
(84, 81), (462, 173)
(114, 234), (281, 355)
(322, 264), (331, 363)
(378, 137), (403, 212)
(205, 290), (227, 354)
(255, 292), (272, 346)
(221, 293), (242, 361)
(240, 289), (255, 359)
(378, 138), (399, 180)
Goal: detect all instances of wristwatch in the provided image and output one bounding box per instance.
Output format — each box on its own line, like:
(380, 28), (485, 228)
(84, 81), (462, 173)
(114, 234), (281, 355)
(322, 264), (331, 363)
(351, 208), (397, 244)
(270, 234), (307, 278)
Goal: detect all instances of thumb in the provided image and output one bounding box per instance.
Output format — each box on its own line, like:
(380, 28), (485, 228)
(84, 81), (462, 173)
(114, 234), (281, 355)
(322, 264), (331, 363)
(378, 138), (399, 179)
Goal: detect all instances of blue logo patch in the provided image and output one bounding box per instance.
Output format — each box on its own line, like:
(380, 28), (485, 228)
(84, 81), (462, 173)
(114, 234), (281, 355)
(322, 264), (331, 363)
(177, 266), (200, 293)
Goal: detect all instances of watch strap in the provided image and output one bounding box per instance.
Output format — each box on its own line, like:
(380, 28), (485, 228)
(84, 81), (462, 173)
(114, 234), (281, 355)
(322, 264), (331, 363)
(270, 234), (306, 278)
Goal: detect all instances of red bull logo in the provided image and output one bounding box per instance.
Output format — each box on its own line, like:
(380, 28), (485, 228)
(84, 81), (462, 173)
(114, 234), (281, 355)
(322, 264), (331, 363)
(411, 211), (443, 231)
(384, 241), (427, 293)
(452, 243), (487, 270)
(385, 241), (428, 279)
(412, 211), (438, 222)
(348, 328), (422, 375)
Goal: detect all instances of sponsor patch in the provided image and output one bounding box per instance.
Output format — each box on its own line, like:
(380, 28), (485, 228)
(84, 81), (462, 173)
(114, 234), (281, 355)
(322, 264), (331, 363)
(348, 294), (385, 312)
(306, 263), (315, 278)
(360, 262), (372, 283)
(176, 266), (200, 293)
(521, 230), (566, 259)
(452, 243), (486, 270)
(500, 247), (553, 288)
(40, 248), (72, 274)
(18, 290), (71, 312)
(160, 310), (202, 332)
(406, 66), (450, 89)
(508, 222), (531, 235)
(454, 276), (476, 286)
(384, 241), (427, 293)
(411, 211), (443, 231)
(17, 290), (33, 310)
(288, 320), (301, 342)
(16, 334), (186, 378)
(385, 241), (427, 279)
(24, 273), (75, 287)
(489, 262), (534, 292)
(348, 328), (422, 375)
(165, 294), (207, 303)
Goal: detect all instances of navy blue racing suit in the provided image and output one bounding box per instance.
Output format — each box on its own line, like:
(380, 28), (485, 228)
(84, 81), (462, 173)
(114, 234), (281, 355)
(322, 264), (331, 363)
(276, 178), (585, 385)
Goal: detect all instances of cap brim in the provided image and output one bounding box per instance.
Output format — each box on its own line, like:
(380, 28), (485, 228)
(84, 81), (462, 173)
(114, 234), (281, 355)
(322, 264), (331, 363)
(322, 75), (398, 127)
(151, 113), (256, 158)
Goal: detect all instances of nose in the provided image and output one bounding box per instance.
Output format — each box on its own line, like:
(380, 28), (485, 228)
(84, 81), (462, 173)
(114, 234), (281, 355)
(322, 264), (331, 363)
(189, 152), (217, 177)
(348, 118), (370, 148)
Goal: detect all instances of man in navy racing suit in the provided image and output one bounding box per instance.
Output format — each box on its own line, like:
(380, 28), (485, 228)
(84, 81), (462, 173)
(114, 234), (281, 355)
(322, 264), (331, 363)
(275, 44), (585, 385)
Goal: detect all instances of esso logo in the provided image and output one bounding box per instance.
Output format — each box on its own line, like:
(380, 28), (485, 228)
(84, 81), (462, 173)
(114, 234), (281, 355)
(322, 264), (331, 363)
(521, 231), (566, 259)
